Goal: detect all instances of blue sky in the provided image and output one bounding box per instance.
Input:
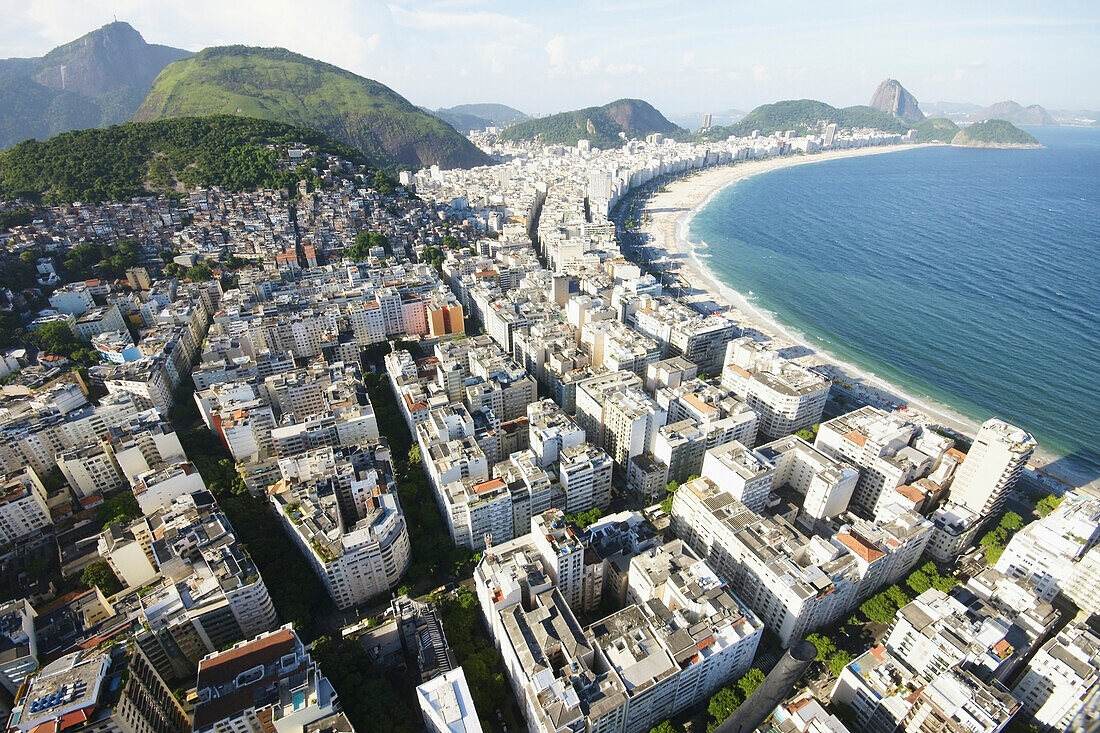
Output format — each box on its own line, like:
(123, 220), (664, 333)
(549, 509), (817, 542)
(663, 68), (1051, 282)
(2, 0), (1097, 115)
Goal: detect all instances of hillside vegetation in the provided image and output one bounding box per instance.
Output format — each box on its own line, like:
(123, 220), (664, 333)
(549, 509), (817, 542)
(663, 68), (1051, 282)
(134, 46), (490, 170)
(499, 99), (682, 148)
(0, 21), (190, 150)
(0, 115), (363, 204)
(913, 118), (960, 143)
(698, 99), (911, 139)
(952, 119), (1040, 147)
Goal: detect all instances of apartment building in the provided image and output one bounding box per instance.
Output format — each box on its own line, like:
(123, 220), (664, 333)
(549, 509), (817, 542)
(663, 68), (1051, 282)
(756, 435), (859, 525)
(10, 644), (189, 733)
(0, 469), (52, 545)
(700, 441), (774, 513)
(814, 406), (921, 516)
(950, 418), (1036, 517)
(193, 625), (350, 733)
(720, 338), (830, 440)
(270, 447), (411, 610)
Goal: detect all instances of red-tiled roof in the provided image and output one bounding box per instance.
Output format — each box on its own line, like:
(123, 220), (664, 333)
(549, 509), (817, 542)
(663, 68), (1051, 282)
(843, 429), (868, 447)
(836, 532), (885, 562)
(474, 478), (506, 494)
(196, 628), (296, 689)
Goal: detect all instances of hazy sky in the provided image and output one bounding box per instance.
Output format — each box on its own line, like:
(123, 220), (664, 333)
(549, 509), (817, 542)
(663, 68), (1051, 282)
(2, 0), (1097, 115)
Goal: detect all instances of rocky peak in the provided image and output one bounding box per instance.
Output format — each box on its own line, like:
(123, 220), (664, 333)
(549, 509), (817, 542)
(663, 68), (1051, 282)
(32, 21), (189, 98)
(869, 79), (925, 123)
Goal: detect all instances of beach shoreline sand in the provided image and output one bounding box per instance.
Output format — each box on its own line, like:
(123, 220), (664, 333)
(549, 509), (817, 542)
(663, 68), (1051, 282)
(632, 144), (1077, 488)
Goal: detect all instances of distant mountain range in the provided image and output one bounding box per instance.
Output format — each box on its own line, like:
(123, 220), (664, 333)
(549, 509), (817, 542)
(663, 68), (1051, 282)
(498, 99), (682, 148)
(134, 46), (490, 170)
(0, 22), (190, 150)
(433, 104), (529, 133)
(921, 100), (1095, 126)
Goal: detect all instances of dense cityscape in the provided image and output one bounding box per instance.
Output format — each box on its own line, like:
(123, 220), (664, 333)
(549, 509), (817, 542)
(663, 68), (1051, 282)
(0, 101), (1095, 733)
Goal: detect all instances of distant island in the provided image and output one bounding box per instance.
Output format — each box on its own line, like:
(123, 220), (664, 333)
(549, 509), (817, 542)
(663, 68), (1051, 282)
(952, 119), (1041, 148)
(913, 118), (960, 143)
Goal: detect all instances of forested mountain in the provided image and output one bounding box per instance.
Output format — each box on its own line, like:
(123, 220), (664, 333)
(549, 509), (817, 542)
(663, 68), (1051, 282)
(134, 46), (491, 170)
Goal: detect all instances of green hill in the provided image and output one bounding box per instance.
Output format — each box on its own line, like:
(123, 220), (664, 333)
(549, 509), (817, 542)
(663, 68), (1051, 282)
(435, 103), (528, 132)
(698, 99), (911, 139)
(0, 22), (191, 150)
(0, 115), (365, 204)
(913, 118), (960, 143)
(134, 46), (490, 170)
(498, 99), (682, 148)
(952, 119), (1040, 147)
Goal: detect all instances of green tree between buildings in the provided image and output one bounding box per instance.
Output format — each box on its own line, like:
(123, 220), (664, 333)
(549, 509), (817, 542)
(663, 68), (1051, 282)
(1036, 494), (1063, 517)
(706, 667), (766, 728)
(565, 507), (602, 528)
(828, 651), (853, 677)
(97, 492), (141, 530)
(347, 231), (390, 261)
(81, 560), (122, 596)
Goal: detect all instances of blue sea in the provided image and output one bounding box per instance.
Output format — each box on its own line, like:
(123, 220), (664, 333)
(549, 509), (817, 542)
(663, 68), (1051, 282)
(689, 127), (1100, 486)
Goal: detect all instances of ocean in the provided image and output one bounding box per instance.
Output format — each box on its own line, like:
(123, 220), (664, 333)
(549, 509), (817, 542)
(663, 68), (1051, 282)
(689, 126), (1100, 486)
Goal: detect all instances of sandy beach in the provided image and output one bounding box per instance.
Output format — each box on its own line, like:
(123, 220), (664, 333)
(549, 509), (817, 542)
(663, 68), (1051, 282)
(634, 144), (1077, 488)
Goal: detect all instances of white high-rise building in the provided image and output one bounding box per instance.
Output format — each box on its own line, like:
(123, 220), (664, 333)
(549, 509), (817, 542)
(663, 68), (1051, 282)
(1012, 618), (1100, 732)
(527, 399), (585, 468)
(475, 524), (761, 733)
(418, 667), (481, 733)
(1065, 545), (1100, 617)
(700, 440), (774, 512)
(949, 418), (1035, 516)
(995, 491), (1100, 601)
(559, 442), (614, 513)
(815, 406), (920, 515)
(0, 469), (52, 544)
(532, 509), (585, 609)
(755, 435), (858, 523)
(271, 453), (412, 610)
(670, 476), (860, 646)
(720, 338), (830, 440)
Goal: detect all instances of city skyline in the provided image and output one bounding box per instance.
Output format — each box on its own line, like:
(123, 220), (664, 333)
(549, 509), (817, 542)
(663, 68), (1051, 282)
(1, 0), (1097, 115)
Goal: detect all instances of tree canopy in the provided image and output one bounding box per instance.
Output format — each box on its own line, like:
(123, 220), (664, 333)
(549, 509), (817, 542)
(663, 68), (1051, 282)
(0, 115), (364, 204)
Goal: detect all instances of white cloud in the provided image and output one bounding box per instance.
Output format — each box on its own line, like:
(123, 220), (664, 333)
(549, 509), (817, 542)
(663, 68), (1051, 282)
(546, 35), (568, 73)
(954, 60), (986, 80)
(387, 3), (534, 35)
(752, 65), (769, 82)
(605, 62), (644, 76)
(579, 55), (602, 74)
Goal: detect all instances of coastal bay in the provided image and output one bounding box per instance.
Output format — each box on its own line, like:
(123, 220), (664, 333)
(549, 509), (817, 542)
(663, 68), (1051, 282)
(634, 140), (1096, 492)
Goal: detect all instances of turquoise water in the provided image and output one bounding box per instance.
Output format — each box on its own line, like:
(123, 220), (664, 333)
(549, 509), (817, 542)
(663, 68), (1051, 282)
(689, 127), (1100, 484)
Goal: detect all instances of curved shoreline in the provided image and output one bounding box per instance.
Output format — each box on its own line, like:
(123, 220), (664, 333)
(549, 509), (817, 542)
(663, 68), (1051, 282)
(636, 144), (1075, 486)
